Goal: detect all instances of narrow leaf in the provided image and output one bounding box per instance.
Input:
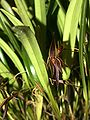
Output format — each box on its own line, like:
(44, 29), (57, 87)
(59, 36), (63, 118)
(63, 0), (77, 41)
(79, 0), (88, 119)
(14, 0), (34, 32)
(0, 18), (22, 57)
(0, 0), (14, 15)
(34, 0), (46, 25)
(56, 0), (66, 34)
(0, 38), (29, 87)
(70, 0), (83, 56)
(13, 26), (61, 119)
(0, 9), (23, 26)
(13, 26), (48, 92)
(34, 0), (46, 59)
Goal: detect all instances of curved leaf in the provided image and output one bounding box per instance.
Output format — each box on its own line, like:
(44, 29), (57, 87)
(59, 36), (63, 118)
(0, 9), (23, 26)
(13, 26), (61, 119)
(63, 0), (77, 41)
(0, 17), (22, 57)
(34, 0), (46, 25)
(13, 26), (48, 92)
(0, 0), (14, 15)
(56, 0), (66, 34)
(63, 0), (83, 57)
(79, 0), (88, 119)
(14, 0), (34, 33)
(0, 38), (29, 87)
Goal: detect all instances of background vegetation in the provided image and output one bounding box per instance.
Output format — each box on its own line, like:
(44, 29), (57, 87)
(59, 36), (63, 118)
(0, 0), (90, 120)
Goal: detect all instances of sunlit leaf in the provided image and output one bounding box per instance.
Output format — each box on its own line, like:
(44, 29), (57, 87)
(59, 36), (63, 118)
(13, 26), (48, 92)
(0, 9), (23, 26)
(14, 0), (34, 32)
(56, 0), (66, 34)
(0, 0), (14, 15)
(13, 26), (61, 119)
(0, 38), (28, 87)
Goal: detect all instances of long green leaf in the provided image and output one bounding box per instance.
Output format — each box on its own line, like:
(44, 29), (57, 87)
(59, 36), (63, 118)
(21, 46), (37, 86)
(63, 0), (83, 57)
(0, 61), (13, 80)
(57, 5), (65, 35)
(13, 26), (48, 92)
(14, 0), (34, 33)
(0, 48), (8, 66)
(70, 0), (83, 55)
(0, 18), (22, 57)
(36, 94), (43, 120)
(56, 0), (66, 34)
(0, 12), (11, 28)
(63, 0), (77, 41)
(0, 38), (29, 87)
(34, 0), (46, 25)
(79, 0), (88, 119)
(0, 9), (23, 26)
(0, 61), (17, 86)
(13, 26), (61, 119)
(0, 0), (14, 15)
(34, 0), (47, 59)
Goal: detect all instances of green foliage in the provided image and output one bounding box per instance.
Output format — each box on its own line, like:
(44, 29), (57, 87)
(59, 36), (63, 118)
(0, 0), (90, 120)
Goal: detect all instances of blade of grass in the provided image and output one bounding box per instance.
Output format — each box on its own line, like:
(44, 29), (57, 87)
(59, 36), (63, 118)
(0, 18), (21, 57)
(57, 6), (65, 35)
(0, 61), (18, 86)
(34, 0), (46, 25)
(13, 26), (61, 119)
(63, 0), (76, 41)
(13, 26), (48, 92)
(63, 0), (83, 56)
(87, 0), (90, 106)
(14, 0), (34, 33)
(0, 0), (14, 15)
(21, 46), (37, 87)
(35, 93), (43, 120)
(12, 7), (33, 20)
(27, 107), (37, 120)
(56, 0), (66, 35)
(70, 0), (83, 56)
(19, 0), (33, 19)
(79, 0), (88, 119)
(11, 7), (19, 16)
(0, 38), (29, 88)
(34, 0), (47, 59)
(7, 112), (15, 120)
(0, 92), (4, 104)
(0, 9), (23, 26)
(0, 12), (11, 27)
(0, 48), (8, 66)
(0, 61), (13, 80)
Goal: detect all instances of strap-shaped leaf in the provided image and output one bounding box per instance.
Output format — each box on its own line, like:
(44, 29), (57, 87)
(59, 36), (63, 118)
(0, 9), (23, 26)
(63, 0), (83, 56)
(63, 0), (77, 41)
(0, 38), (28, 87)
(57, 7), (65, 35)
(56, 0), (65, 34)
(70, 0), (83, 55)
(14, 0), (34, 33)
(0, 18), (21, 57)
(13, 26), (48, 92)
(79, 0), (88, 119)
(34, 0), (47, 60)
(0, 61), (13, 80)
(13, 26), (61, 119)
(34, 0), (46, 25)
(1, 0), (14, 15)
